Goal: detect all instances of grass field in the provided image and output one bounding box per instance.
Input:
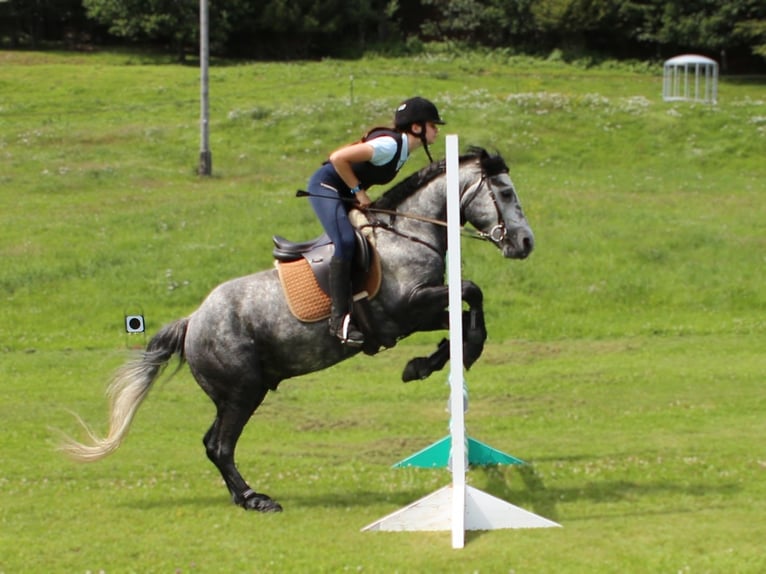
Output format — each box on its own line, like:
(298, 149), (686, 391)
(1, 48), (765, 573)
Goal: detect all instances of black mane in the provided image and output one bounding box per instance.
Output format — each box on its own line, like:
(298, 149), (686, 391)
(373, 146), (508, 210)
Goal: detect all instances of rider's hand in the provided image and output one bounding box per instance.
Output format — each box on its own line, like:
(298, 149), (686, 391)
(355, 190), (372, 208)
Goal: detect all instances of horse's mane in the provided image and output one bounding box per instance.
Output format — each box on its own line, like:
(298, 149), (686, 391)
(373, 146), (508, 210)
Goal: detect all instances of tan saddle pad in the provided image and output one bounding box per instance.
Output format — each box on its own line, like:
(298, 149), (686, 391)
(276, 247), (382, 323)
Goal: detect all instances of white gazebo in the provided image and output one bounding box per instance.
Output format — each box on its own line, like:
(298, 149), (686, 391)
(663, 54), (718, 104)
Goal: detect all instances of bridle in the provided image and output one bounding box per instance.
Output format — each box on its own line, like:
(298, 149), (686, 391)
(362, 168), (509, 250)
(458, 173), (509, 245)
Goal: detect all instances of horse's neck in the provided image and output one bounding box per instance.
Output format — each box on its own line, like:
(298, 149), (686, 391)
(397, 174), (447, 220)
(381, 168), (472, 257)
(397, 165), (477, 219)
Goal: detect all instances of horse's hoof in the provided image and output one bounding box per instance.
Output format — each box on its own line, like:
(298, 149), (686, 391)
(241, 493), (283, 512)
(254, 498), (283, 513)
(402, 357), (430, 382)
(463, 339), (485, 370)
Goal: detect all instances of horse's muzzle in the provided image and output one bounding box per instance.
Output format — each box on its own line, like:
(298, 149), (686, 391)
(502, 227), (535, 259)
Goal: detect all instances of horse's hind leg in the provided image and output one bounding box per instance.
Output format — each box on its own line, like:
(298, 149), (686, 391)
(202, 385), (282, 512)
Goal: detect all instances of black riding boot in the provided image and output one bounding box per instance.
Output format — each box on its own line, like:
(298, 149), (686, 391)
(328, 256), (364, 347)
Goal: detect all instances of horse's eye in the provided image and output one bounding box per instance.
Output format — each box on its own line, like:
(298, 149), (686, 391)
(499, 188), (515, 200)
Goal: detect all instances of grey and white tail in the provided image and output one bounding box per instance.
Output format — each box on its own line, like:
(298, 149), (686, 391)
(60, 318), (189, 462)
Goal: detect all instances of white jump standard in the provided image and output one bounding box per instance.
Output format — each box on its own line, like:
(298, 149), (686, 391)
(362, 134), (560, 548)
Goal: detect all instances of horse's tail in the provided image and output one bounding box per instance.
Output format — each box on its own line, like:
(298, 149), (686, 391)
(60, 317), (189, 462)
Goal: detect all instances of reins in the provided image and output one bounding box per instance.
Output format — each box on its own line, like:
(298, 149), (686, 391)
(369, 175), (506, 244)
(296, 189), (446, 228)
(296, 167), (509, 250)
(367, 205), (449, 229)
(296, 175), (499, 245)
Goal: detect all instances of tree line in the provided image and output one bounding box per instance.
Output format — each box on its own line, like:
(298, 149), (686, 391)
(2, 0), (765, 71)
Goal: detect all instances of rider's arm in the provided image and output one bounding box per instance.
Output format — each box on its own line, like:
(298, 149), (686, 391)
(328, 142), (375, 207)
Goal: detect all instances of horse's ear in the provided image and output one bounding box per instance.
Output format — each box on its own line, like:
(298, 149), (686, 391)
(474, 147), (508, 176)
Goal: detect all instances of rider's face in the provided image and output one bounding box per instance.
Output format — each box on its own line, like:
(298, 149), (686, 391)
(410, 122), (440, 148)
(425, 122), (439, 144)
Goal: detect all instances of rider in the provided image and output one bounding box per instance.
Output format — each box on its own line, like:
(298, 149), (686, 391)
(307, 96), (445, 347)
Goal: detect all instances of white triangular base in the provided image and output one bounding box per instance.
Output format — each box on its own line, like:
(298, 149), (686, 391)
(362, 484), (560, 533)
(465, 485), (560, 530)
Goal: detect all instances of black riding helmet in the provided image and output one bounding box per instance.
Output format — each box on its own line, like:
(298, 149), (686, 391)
(394, 97), (445, 163)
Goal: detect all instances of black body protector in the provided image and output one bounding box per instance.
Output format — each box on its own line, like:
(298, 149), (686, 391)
(350, 128), (404, 190)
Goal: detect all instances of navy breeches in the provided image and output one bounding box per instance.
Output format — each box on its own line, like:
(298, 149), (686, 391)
(308, 163), (356, 261)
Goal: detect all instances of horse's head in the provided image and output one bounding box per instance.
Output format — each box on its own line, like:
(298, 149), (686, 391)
(460, 148), (534, 259)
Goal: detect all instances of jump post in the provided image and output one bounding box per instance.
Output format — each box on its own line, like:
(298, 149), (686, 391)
(362, 134), (560, 548)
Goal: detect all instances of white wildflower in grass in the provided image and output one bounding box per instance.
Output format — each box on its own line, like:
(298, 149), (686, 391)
(505, 92), (545, 108)
(621, 95), (652, 114)
(732, 96), (766, 107)
(581, 93), (610, 109)
(450, 88), (494, 110)
(748, 116), (766, 136)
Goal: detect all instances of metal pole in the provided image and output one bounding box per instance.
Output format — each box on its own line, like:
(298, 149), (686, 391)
(198, 0), (212, 175)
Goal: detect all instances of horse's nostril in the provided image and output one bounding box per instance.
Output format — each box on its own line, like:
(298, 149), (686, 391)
(523, 237), (532, 250)
(522, 236), (534, 255)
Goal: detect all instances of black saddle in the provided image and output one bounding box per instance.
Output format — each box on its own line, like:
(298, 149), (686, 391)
(272, 230), (371, 272)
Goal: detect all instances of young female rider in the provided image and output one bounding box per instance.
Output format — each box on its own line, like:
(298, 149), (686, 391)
(307, 96), (445, 347)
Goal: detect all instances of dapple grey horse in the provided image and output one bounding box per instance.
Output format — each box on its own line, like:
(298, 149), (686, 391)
(62, 147), (534, 512)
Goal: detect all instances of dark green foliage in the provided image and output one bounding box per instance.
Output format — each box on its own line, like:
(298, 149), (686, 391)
(0, 0), (765, 68)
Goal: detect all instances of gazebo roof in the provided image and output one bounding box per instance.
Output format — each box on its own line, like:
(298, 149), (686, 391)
(664, 54), (717, 66)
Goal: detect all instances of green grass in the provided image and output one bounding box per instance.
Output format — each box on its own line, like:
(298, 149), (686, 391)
(1, 49), (765, 572)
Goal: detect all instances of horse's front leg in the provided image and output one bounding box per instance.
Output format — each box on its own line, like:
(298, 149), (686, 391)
(401, 280), (487, 382)
(458, 280), (487, 368)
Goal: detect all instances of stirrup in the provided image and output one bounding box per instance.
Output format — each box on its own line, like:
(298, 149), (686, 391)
(336, 314), (364, 347)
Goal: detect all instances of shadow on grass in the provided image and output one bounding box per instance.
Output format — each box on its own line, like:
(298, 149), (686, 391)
(118, 459), (742, 527)
(281, 488), (449, 510)
(120, 488), (437, 512)
(491, 464), (562, 522)
(475, 462), (742, 523)
(123, 495), (230, 510)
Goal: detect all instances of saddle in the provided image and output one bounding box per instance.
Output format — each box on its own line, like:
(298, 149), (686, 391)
(273, 228), (381, 323)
